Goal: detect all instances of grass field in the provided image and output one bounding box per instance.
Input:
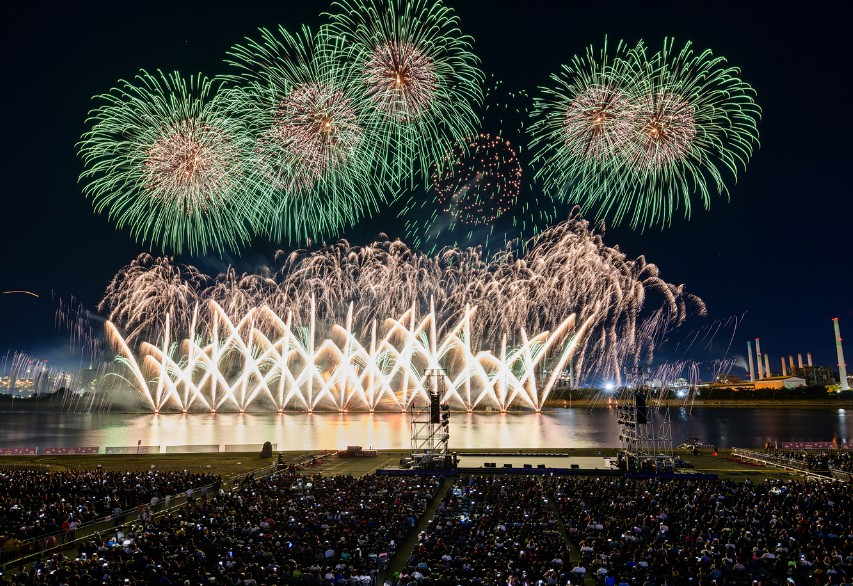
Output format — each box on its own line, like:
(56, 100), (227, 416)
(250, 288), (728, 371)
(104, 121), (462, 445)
(0, 447), (821, 483)
(0, 451), (320, 478)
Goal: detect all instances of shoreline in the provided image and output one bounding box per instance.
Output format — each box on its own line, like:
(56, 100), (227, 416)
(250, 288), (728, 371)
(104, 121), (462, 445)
(543, 398), (853, 409)
(1, 399), (852, 415)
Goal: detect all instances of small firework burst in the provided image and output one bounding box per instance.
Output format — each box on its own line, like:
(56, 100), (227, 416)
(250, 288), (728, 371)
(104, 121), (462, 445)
(626, 91), (696, 171)
(561, 83), (635, 163)
(611, 39), (760, 228)
(78, 70), (257, 255)
(143, 118), (240, 213)
(401, 78), (559, 256)
(432, 133), (522, 226)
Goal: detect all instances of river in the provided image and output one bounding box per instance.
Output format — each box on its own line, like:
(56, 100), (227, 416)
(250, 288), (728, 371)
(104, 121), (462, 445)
(0, 407), (849, 451)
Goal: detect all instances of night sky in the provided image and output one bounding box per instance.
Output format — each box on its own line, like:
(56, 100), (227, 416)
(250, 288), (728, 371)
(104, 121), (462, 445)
(2, 1), (851, 376)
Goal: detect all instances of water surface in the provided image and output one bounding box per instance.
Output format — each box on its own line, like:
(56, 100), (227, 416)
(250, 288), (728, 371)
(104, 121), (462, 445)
(0, 407), (848, 451)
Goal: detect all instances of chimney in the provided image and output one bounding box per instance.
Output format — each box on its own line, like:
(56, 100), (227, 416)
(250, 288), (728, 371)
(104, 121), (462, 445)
(834, 318), (849, 391)
(781, 357), (787, 377)
(764, 354), (771, 378)
(747, 341), (756, 382)
(755, 338), (764, 379)
(789, 355), (795, 372)
(798, 354), (803, 369)
(807, 352), (813, 367)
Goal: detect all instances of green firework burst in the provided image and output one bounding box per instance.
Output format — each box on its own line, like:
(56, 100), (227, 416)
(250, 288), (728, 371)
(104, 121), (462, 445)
(530, 38), (761, 230)
(324, 0), (484, 187)
(224, 25), (392, 245)
(528, 39), (639, 205)
(78, 70), (259, 255)
(613, 39), (761, 228)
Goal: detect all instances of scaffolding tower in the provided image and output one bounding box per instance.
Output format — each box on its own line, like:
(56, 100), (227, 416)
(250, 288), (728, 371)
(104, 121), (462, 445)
(407, 368), (456, 470)
(617, 368), (674, 473)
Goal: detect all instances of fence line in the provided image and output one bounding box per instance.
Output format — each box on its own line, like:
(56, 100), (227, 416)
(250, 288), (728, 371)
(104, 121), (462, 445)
(0, 443), (282, 455)
(731, 448), (840, 481)
(165, 444), (220, 454)
(105, 446), (160, 454)
(223, 443), (277, 452)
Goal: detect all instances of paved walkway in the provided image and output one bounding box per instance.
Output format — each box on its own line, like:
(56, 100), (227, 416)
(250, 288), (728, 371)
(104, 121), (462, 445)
(541, 477), (589, 585)
(386, 478), (451, 580)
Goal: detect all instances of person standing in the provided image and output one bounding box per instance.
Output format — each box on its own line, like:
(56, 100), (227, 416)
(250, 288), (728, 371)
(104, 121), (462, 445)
(67, 519), (78, 542)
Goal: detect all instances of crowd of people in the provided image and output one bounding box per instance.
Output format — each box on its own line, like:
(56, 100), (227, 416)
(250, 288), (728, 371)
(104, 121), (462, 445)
(5, 465), (853, 585)
(770, 451), (853, 473)
(549, 476), (853, 585)
(396, 476), (570, 585)
(4, 471), (437, 585)
(0, 469), (220, 558)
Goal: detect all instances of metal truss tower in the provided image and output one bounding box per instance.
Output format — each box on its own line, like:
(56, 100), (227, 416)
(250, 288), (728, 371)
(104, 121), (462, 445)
(409, 368), (453, 469)
(617, 367), (673, 473)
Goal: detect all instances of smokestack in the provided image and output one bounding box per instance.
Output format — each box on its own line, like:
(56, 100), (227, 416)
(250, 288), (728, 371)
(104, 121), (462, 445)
(781, 357), (787, 377)
(789, 355), (795, 372)
(808, 352), (813, 367)
(834, 318), (849, 391)
(764, 354), (771, 377)
(798, 354), (803, 369)
(755, 338), (764, 379)
(747, 341), (756, 382)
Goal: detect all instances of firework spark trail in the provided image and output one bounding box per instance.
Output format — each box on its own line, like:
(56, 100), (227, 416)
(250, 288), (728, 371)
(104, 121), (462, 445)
(54, 294), (105, 368)
(108, 299), (595, 413)
(669, 313), (744, 358)
(0, 351), (78, 400)
(102, 215), (704, 409)
(99, 254), (208, 344)
(623, 313), (744, 409)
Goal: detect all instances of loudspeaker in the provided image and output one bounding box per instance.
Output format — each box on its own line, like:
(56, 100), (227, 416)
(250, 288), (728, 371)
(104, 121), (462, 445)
(430, 393), (441, 424)
(635, 390), (648, 425)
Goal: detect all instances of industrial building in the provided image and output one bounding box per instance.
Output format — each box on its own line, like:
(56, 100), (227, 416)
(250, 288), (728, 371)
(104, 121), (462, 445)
(740, 318), (849, 390)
